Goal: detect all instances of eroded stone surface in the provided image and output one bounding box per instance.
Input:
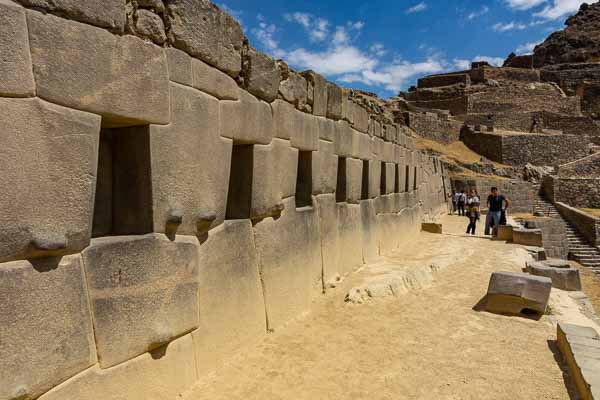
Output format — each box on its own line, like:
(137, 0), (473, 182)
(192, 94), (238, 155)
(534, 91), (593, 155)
(192, 57), (239, 100)
(220, 89), (273, 144)
(28, 11), (170, 126)
(0, 98), (100, 263)
(166, 0), (245, 77)
(0, 0), (35, 97)
(0, 256), (97, 400)
(245, 48), (281, 102)
(81, 234), (200, 368)
(15, 0), (126, 30)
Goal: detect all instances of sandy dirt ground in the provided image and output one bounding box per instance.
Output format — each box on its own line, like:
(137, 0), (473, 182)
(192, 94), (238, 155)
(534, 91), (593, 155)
(184, 215), (600, 400)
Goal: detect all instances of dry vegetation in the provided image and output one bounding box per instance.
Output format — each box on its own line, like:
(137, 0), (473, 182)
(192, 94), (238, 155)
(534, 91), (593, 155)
(581, 208), (600, 218)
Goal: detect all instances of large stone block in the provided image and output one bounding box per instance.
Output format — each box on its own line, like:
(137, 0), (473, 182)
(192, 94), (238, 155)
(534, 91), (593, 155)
(192, 57), (239, 100)
(0, 0), (35, 97)
(384, 162), (396, 195)
(0, 98), (100, 263)
(317, 115), (335, 141)
(38, 335), (197, 400)
(485, 272), (552, 315)
(133, 9), (167, 45)
(272, 99), (318, 150)
(279, 70), (308, 109)
(512, 227), (543, 247)
(351, 103), (369, 133)
(557, 323), (600, 400)
(334, 120), (356, 157)
(220, 89), (273, 144)
(346, 157), (363, 204)
(326, 83), (343, 120)
(15, 0), (125, 31)
(0, 256), (97, 400)
(369, 159), (382, 198)
(360, 199), (379, 263)
(81, 234), (200, 368)
(151, 83), (232, 236)
(245, 48), (281, 102)
(254, 197), (322, 331)
(525, 262), (582, 291)
(301, 71), (328, 117)
(312, 140), (337, 194)
(252, 138), (298, 219)
(165, 0), (244, 77)
(28, 11), (170, 126)
(192, 220), (266, 373)
(165, 47), (192, 86)
(337, 202), (364, 274)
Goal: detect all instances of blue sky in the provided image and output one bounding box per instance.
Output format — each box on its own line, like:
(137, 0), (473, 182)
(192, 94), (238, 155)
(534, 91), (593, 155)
(220, 0), (597, 97)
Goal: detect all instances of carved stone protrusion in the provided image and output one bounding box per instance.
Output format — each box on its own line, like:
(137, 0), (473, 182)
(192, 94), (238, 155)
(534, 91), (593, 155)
(196, 212), (217, 234)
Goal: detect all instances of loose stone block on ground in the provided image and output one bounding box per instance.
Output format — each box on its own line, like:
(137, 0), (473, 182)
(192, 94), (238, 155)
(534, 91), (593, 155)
(525, 262), (582, 291)
(0, 256), (97, 400)
(485, 271), (552, 315)
(81, 234), (200, 368)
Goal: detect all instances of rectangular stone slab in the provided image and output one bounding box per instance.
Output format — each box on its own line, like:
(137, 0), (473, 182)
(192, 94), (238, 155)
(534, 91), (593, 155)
(81, 234), (200, 368)
(192, 220), (266, 374)
(151, 83), (232, 235)
(37, 335), (197, 400)
(0, 256), (97, 400)
(0, 97), (100, 263)
(27, 10), (170, 126)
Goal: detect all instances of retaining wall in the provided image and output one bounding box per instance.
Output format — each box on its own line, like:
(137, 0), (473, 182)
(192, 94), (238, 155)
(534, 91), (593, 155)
(462, 130), (591, 166)
(0, 1), (448, 399)
(555, 203), (600, 248)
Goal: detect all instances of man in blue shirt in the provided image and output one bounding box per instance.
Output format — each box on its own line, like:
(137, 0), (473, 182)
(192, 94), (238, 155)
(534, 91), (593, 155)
(484, 187), (510, 237)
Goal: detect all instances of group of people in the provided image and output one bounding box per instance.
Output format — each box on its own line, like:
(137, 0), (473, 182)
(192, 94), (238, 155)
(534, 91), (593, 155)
(449, 187), (510, 237)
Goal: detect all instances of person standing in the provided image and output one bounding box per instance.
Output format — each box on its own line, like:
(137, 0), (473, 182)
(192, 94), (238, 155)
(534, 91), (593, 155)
(485, 187), (510, 237)
(457, 190), (467, 216)
(466, 190), (480, 235)
(451, 191), (459, 215)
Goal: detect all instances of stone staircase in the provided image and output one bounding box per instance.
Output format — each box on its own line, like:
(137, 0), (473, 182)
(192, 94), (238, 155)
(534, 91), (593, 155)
(534, 195), (600, 275)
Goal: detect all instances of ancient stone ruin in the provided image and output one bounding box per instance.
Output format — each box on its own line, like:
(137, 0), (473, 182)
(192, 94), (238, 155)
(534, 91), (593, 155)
(2, 0), (600, 399)
(0, 1), (448, 399)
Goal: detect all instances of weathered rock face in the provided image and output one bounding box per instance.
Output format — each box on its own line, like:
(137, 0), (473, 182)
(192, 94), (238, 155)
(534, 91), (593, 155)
(533, 2), (600, 67)
(14, 0), (126, 31)
(165, 0), (245, 77)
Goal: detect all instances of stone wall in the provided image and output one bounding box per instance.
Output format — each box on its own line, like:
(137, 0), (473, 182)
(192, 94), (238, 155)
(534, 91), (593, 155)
(523, 218), (569, 259)
(468, 65), (540, 83)
(555, 202), (600, 247)
(558, 152), (600, 178)
(417, 73), (470, 89)
(553, 178), (600, 208)
(462, 130), (591, 166)
(0, 2), (448, 399)
(405, 111), (462, 143)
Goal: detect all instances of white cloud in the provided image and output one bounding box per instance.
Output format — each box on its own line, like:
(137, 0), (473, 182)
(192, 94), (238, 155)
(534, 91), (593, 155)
(493, 21), (528, 31)
(252, 21), (287, 59)
(467, 6), (490, 20)
(534, 0), (598, 20)
(516, 41), (541, 54)
(453, 59), (472, 70)
(504, 0), (546, 10)
(369, 43), (387, 57)
(287, 45), (378, 75)
(406, 2), (428, 13)
(284, 12), (330, 42)
(473, 56), (505, 66)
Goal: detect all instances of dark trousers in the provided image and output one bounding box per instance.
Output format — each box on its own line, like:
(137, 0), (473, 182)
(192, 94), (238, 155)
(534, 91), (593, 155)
(457, 202), (465, 216)
(467, 217), (477, 235)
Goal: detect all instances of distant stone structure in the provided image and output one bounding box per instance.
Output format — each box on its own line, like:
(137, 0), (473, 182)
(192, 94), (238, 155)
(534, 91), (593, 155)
(0, 1), (449, 399)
